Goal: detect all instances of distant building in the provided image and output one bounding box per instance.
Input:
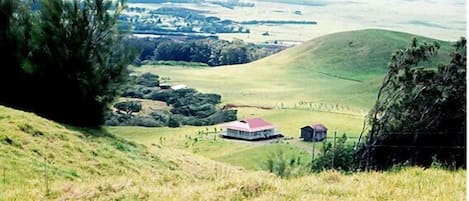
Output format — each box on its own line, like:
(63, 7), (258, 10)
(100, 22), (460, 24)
(171, 84), (187, 90)
(159, 83), (171, 90)
(300, 124), (327, 142)
(221, 118), (281, 140)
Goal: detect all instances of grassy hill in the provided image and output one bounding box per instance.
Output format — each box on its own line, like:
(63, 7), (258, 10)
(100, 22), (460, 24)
(137, 29), (452, 110)
(119, 29), (454, 170)
(0, 105), (465, 200)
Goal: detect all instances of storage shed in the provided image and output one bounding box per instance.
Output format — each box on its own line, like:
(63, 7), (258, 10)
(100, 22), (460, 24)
(300, 124), (327, 142)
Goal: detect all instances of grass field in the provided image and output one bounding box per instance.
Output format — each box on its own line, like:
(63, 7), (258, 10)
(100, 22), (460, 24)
(135, 29), (452, 109)
(0, 105), (465, 200)
(109, 29), (453, 170)
(130, 0), (465, 43)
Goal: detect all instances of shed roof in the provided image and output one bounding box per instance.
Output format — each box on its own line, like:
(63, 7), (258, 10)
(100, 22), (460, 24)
(303, 124), (328, 132)
(223, 118), (276, 132)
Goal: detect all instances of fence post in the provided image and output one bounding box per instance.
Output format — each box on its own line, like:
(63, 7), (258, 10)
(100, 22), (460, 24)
(332, 131), (337, 169)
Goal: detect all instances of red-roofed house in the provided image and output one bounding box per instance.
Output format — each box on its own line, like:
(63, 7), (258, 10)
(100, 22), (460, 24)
(221, 118), (280, 140)
(300, 124), (328, 142)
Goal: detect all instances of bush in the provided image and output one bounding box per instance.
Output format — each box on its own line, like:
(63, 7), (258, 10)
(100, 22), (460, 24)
(114, 101), (142, 115)
(149, 91), (173, 102)
(311, 134), (355, 172)
(136, 73), (160, 87)
(264, 150), (308, 178)
(123, 90), (145, 99)
(168, 117), (180, 128)
(130, 116), (164, 127)
(149, 111), (170, 123)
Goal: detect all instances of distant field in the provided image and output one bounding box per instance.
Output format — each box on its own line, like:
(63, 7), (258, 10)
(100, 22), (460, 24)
(134, 29), (451, 109)
(129, 0), (465, 43)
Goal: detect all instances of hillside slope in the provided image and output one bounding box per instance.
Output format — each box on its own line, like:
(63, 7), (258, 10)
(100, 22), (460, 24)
(0, 106), (465, 200)
(258, 29), (452, 80)
(138, 29), (453, 110)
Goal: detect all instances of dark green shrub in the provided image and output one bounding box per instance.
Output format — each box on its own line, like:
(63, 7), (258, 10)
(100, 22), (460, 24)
(136, 73), (159, 87)
(114, 101), (142, 115)
(311, 134), (355, 172)
(149, 91), (173, 102)
(130, 116), (164, 127)
(168, 117), (180, 128)
(123, 90), (144, 99)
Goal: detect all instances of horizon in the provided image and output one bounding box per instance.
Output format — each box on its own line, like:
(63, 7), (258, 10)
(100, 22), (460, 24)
(130, 0), (466, 41)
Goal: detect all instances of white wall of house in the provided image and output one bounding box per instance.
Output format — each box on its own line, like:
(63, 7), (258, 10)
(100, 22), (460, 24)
(224, 128), (276, 140)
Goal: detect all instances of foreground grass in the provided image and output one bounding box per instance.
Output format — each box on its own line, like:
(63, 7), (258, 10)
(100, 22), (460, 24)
(0, 106), (465, 200)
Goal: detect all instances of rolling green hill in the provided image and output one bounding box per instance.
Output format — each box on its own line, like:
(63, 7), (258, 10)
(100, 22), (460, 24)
(137, 29), (452, 110)
(113, 29), (457, 171)
(0, 105), (465, 200)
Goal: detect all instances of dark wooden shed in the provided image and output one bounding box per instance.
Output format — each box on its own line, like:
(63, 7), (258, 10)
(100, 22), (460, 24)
(300, 124), (327, 142)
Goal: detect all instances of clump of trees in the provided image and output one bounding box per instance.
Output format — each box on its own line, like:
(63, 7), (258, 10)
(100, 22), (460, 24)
(0, 0), (133, 126)
(127, 37), (274, 66)
(356, 38), (466, 170)
(105, 73), (238, 127)
(114, 101), (142, 115)
(311, 134), (355, 172)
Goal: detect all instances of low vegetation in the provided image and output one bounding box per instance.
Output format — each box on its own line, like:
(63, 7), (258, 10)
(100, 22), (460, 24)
(105, 73), (237, 127)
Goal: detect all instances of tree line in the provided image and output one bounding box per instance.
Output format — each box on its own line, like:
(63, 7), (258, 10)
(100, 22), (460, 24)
(0, 0), (133, 127)
(127, 37), (276, 66)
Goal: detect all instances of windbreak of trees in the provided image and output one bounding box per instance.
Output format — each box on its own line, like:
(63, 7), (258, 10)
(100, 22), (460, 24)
(356, 38), (466, 170)
(127, 37), (273, 66)
(0, 0), (133, 127)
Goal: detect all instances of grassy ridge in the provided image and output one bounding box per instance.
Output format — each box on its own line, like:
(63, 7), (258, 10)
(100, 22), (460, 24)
(0, 105), (245, 200)
(0, 105), (465, 200)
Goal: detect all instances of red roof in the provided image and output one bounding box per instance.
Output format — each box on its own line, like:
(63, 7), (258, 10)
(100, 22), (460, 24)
(223, 118), (276, 132)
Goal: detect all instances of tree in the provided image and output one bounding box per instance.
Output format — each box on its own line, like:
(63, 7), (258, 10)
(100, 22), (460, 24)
(168, 116), (180, 128)
(356, 38), (466, 170)
(311, 134), (355, 172)
(114, 101), (142, 115)
(30, 0), (134, 126)
(0, 0), (134, 126)
(0, 0), (33, 108)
